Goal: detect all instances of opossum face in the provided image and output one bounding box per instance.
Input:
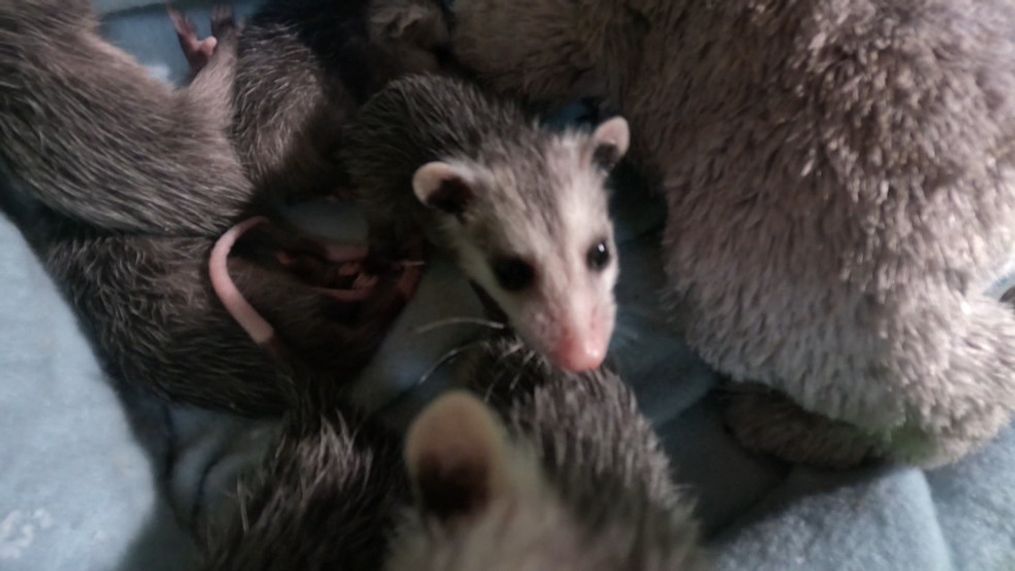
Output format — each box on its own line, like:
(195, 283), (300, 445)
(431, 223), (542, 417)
(389, 392), (700, 571)
(412, 118), (629, 372)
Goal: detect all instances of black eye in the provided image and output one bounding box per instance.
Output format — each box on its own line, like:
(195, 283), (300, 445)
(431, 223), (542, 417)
(491, 256), (535, 292)
(587, 241), (611, 271)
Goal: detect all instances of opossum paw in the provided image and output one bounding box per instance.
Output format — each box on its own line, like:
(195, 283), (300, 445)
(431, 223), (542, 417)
(722, 382), (885, 470)
(167, 3), (217, 72)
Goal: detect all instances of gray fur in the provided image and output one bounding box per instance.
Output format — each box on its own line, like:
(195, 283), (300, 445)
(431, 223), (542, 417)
(200, 405), (406, 570)
(388, 337), (707, 570)
(342, 75), (583, 241)
(0, 0), (247, 235)
(0, 1), (402, 414)
(452, 0), (1015, 467)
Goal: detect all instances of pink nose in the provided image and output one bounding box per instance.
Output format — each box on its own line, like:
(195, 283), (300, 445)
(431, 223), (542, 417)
(551, 332), (607, 372)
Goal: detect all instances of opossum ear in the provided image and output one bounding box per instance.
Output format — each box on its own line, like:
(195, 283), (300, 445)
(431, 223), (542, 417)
(413, 162), (475, 218)
(589, 116), (630, 171)
(405, 391), (512, 523)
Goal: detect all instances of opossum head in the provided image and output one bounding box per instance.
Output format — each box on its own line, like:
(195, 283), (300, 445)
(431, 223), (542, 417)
(389, 391), (704, 571)
(412, 117), (629, 372)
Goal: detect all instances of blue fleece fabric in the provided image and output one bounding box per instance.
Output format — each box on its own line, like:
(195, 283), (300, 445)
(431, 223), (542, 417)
(1, 1), (1013, 569)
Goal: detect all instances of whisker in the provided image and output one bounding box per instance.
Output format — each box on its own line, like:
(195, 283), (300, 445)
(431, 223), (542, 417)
(412, 339), (490, 389)
(508, 371), (523, 394)
(368, 339), (491, 419)
(499, 339), (525, 360)
(412, 317), (507, 335)
(238, 488), (250, 533)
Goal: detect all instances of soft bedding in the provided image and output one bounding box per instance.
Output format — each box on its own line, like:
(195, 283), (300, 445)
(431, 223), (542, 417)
(1, 2), (1013, 569)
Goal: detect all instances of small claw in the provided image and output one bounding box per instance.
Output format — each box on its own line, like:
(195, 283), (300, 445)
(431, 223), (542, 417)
(337, 262), (364, 277)
(166, 3), (195, 35)
(315, 286), (375, 303)
(319, 244), (369, 264)
(396, 259), (426, 269)
(352, 273), (379, 290)
(167, 3), (214, 70)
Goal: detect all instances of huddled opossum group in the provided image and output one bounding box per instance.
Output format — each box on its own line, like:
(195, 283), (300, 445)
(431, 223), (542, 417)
(1, 0), (1015, 566)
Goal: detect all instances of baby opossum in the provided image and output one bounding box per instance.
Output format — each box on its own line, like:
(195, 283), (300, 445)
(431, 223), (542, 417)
(342, 74), (631, 373)
(0, 0), (408, 414)
(173, 0), (459, 202)
(393, 339), (706, 570)
(165, 0), (460, 356)
(201, 338), (705, 570)
(451, 0), (1015, 467)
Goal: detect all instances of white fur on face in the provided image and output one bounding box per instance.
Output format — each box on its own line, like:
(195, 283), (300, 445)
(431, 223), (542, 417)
(448, 134), (619, 368)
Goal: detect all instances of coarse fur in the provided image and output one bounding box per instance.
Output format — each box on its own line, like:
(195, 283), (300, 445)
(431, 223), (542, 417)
(342, 74), (630, 372)
(202, 337), (705, 570)
(227, 0), (458, 202)
(452, 0), (1015, 467)
(0, 0), (404, 414)
(389, 338), (707, 570)
(200, 401), (406, 570)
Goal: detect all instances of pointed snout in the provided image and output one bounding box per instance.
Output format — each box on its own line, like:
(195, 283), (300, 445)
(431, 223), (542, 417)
(549, 323), (611, 373)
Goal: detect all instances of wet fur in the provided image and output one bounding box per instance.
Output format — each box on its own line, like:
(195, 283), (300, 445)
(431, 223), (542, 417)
(0, 1), (401, 414)
(452, 0), (1015, 467)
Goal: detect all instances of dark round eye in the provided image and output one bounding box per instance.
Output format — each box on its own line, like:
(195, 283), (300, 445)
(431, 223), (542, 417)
(491, 257), (535, 292)
(587, 241), (611, 271)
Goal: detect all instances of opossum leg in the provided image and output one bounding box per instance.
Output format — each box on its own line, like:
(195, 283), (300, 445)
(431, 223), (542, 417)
(167, 3), (218, 75)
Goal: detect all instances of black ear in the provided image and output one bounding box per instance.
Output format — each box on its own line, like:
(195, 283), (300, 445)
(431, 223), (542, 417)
(405, 392), (511, 522)
(589, 116), (630, 171)
(412, 161), (475, 217)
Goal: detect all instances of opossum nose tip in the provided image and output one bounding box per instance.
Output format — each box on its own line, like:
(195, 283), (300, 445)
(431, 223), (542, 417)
(551, 330), (607, 372)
